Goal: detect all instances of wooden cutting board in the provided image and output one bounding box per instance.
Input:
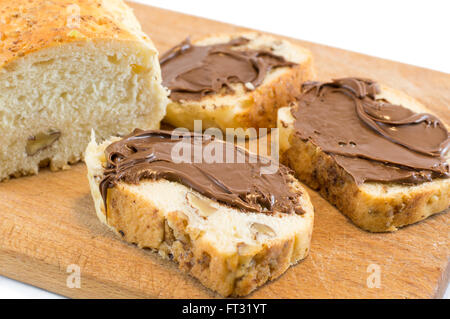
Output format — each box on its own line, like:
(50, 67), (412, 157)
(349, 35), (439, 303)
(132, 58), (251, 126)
(0, 2), (449, 299)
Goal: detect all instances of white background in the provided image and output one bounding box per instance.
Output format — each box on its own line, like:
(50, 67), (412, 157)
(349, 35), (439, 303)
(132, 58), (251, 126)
(0, 0), (448, 299)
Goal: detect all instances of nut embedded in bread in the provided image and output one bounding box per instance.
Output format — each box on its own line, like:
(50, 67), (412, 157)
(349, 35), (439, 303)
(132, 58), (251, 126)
(85, 129), (314, 297)
(161, 32), (315, 131)
(0, 0), (168, 180)
(278, 78), (449, 232)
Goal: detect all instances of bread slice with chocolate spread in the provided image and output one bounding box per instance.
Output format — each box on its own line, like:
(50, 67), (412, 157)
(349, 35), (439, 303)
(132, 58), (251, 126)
(85, 130), (314, 297)
(161, 32), (315, 131)
(278, 78), (449, 232)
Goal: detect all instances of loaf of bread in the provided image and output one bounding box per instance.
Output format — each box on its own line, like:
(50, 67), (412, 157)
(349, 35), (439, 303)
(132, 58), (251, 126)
(0, 0), (168, 180)
(278, 78), (449, 232)
(85, 129), (314, 296)
(161, 32), (315, 132)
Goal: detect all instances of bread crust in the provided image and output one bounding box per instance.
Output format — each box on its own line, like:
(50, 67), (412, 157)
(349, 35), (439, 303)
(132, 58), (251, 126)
(0, 0), (157, 69)
(243, 58), (314, 129)
(106, 184), (312, 296)
(282, 136), (449, 232)
(278, 84), (450, 232)
(163, 32), (315, 131)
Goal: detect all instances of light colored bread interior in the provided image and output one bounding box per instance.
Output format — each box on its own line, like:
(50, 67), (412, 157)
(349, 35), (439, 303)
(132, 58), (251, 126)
(0, 0), (168, 180)
(85, 134), (314, 296)
(278, 83), (450, 232)
(163, 32), (315, 131)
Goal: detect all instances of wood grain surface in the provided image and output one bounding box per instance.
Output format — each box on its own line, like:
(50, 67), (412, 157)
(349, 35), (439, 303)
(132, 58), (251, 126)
(0, 2), (449, 299)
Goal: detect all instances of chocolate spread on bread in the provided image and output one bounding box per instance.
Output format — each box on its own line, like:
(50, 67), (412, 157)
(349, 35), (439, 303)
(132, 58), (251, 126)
(291, 78), (450, 185)
(160, 37), (296, 101)
(100, 129), (303, 215)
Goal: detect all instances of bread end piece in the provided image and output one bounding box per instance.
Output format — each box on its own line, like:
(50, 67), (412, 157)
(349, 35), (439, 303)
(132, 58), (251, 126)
(85, 134), (314, 296)
(164, 32), (315, 131)
(0, 0), (169, 180)
(277, 85), (450, 232)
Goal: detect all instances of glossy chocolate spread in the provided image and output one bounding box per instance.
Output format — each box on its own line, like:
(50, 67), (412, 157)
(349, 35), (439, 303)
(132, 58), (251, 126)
(291, 78), (450, 185)
(160, 37), (296, 101)
(99, 129), (303, 215)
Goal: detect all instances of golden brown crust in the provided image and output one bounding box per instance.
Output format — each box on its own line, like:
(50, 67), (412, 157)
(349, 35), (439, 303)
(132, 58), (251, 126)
(106, 183), (311, 297)
(282, 133), (450, 232)
(0, 0), (154, 68)
(240, 56), (315, 129)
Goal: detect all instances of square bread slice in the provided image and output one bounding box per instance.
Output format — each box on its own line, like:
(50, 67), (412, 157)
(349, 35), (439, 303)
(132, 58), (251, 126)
(85, 133), (314, 297)
(0, 0), (168, 180)
(162, 32), (315, 131)
(278, 82), (449, 232)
